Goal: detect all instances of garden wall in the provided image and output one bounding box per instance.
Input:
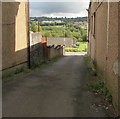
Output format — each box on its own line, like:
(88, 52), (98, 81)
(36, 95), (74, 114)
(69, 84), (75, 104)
(47, 45), (64, 60)
(30, 32), (64, 67)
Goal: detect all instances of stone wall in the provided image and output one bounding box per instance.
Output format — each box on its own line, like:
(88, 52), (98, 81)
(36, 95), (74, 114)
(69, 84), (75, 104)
(30, 43), (44, 67)
(30, 32), (44, 67)
(30, 32), (64, 67)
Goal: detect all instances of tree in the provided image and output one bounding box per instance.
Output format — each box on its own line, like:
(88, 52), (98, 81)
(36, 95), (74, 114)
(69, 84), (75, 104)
(65, 30), (72, 37)
(43, 32), (52, 37)
(81, 34), (87, 41)
(30, 22), (38, 32)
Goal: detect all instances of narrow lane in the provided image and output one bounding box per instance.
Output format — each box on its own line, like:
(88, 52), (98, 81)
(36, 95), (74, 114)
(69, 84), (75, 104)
(3, 53), (109, 117)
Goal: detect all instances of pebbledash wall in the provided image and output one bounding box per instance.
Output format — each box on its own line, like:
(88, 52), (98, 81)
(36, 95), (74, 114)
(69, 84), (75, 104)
(2, 2), (29, 72)
(88, 1), (120, 114)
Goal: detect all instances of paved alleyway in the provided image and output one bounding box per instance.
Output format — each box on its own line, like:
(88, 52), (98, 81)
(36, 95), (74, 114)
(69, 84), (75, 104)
(3, 53), (109, 117)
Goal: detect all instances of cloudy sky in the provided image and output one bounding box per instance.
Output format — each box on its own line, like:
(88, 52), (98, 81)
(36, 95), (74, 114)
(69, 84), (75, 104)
(30, 1), (90, 18)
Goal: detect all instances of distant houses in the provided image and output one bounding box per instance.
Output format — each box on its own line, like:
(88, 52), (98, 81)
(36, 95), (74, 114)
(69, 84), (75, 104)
(74, 21), (88, 26)
(42, 20), (62, 23)
(31, 20), (63, 24)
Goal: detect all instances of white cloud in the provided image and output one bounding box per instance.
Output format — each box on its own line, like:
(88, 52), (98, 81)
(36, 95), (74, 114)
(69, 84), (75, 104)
(30, 0), (90, 2)
(30, 2), (89, 17)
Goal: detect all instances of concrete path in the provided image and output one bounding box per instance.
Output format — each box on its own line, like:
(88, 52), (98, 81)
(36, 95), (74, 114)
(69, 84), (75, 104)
(3, 53), (109, 117)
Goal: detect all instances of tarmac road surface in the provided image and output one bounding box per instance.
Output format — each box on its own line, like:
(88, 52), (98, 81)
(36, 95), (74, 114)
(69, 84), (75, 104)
(3, 52), (109, 117)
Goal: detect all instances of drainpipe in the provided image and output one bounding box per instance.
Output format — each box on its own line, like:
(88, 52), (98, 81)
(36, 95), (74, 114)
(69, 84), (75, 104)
(105, 0), (110, 83)
(64, 24), (65, 46)
(117, 2), (120, 116)
(27, 0), (31, 69)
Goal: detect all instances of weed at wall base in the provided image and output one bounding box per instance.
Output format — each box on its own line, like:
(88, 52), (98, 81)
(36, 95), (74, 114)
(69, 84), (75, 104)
(14, 67), (25, 74)
(88, 79), (112, 103)
(31, 56), (63, 69)
(84, 54), (112, 103)
(3, 56), (63, 80)
(2, 66), (29, 79)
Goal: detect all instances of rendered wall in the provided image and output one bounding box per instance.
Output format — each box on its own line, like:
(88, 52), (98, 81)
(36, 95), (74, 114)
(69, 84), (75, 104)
(95, 3), (108, 78)
(30, 32), (42, 46)
(105, 2), (119, 113)
(47, 46), (64, 60)
(88, 2), (119, 114)
(88, 2), (99, 60)
(2, 2), (29, 70)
